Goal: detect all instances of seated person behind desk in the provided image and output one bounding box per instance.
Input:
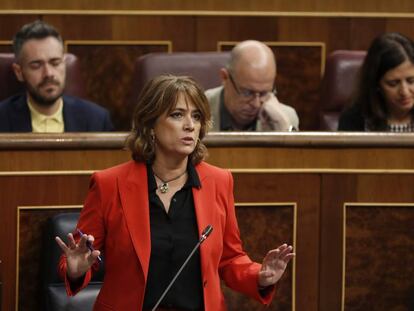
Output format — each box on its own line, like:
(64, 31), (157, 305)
(205, 40), (299, 131)
(338, 33), (414, 132)
(0, 20), (113, 132)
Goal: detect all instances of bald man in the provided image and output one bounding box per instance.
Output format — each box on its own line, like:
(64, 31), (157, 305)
(205, 40), (299, 131)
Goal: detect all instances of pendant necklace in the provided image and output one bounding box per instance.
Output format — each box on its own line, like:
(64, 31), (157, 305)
(153, 170), (187, 194)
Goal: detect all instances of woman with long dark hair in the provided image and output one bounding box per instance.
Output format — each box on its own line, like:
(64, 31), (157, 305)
(339, 32), (414, 131)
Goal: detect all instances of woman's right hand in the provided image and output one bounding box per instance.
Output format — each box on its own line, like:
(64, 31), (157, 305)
(55, 232), (101, 281)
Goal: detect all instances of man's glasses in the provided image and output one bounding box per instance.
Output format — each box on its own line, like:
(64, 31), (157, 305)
(228, 72), (277, 101)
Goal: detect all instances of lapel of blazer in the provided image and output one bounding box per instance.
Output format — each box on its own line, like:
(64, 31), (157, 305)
(193, 162), (215, 277)
(117, 161), (151, 281)
(62, 95), (79, 131)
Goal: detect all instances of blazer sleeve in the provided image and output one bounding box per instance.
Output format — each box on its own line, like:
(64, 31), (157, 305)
(58, 173), (106, 296)
(218, 170), (275, 305)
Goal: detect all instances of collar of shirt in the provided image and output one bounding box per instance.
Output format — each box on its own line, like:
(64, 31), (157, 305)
(27, 97), (64, 131)
(219, 88), (256, 131)
(146, 160), (201, 193)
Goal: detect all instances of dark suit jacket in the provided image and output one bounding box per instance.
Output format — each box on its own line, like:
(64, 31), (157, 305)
(0, 93), (113, 132)
(59, 161), (274, 311)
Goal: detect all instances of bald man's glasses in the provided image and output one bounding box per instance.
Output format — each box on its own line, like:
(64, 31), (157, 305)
(228, 73), (276, 101)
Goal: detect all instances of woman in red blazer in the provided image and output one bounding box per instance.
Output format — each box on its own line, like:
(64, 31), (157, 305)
(56, 75), (294, 311)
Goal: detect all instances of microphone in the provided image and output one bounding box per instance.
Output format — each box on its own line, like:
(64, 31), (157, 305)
(151, 225), (213, 311)
(200, 224), (213, 242)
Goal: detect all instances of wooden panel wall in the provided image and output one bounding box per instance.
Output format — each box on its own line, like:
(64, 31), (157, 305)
(344, 203), (414, 310)
(2, 134), (414, 310)
(66, 42), (171, 130)
(320, 174), (414, 310)
(0, 175), (91, 311)
(17, 206), (83, 311)
(1, 1), (414, 12)
(225, 203), (296, 311)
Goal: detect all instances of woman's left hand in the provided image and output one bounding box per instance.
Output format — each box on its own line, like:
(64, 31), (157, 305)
(258, 244), (295, 288)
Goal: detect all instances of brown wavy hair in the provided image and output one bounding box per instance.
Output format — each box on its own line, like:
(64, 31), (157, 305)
(126, 75), (211, 164)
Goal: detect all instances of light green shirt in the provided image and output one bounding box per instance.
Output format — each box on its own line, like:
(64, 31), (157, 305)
(27, 98), (64, 133)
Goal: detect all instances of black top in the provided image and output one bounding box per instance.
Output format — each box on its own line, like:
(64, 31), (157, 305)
(338, 104), (414, 132)
(143, 163), (204, 311)
(337, 105), (365, 131)
(219, 89), (256, 131)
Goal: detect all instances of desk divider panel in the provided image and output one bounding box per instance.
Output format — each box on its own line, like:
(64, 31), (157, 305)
(17, 206), (82, 311)
(342, 203), (414, 310)
(66, 41), (172, 130)
(222, 203), (296, 311)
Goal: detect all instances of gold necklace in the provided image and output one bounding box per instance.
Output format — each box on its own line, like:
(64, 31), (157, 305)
(153, 170), (187, 194)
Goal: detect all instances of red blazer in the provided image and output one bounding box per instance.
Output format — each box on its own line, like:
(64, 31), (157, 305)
(59, 160), (274, 310)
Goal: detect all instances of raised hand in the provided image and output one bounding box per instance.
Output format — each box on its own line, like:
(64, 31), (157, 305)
(55, 231), (101, 280)
(258, 93), (293, 131)
(258, 244), (295, 287)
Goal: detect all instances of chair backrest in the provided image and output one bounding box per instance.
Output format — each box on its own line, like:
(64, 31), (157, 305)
(319, 50), (367, 130)
(129, 51), (230, 105)
(0, 53), (86, 102)
(41, 212), (104, 311)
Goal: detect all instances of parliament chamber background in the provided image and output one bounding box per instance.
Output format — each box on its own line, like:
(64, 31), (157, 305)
(2, 1), (414, 310)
